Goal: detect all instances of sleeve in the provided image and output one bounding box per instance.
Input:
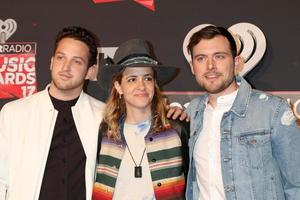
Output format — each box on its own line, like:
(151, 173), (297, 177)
(271, 99), (300, 199)
(185, 102), (192, 117)
(170, 120), (190, 179)
(0, 105), (10, 200)
(96, 121), (107, 163)
(179, 121), (190, 179)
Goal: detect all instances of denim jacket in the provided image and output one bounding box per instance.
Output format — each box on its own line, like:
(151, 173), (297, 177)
(186, 76), (300, 200)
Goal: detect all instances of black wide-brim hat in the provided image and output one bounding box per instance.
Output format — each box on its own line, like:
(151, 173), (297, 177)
(99, 38), (179, 88)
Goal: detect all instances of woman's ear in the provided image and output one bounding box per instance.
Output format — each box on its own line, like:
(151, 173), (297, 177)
(114, 81), (123, 95)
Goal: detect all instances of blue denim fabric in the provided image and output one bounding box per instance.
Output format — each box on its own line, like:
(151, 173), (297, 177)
(186, 76), (300, 200)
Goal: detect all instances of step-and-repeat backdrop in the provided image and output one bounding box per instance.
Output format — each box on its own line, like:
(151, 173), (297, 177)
(1, 0), (300, 118)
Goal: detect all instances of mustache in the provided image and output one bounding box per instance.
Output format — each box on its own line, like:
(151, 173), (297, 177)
(58, 71), (73, 77)
(203, 72), (222, 77)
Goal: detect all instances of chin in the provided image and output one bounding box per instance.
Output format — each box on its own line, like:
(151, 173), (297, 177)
(134, 102), (152, 109)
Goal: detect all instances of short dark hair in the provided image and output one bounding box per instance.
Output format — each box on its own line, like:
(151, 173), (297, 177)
(187, 25), (237, 58)
(54, 26), (99, 67)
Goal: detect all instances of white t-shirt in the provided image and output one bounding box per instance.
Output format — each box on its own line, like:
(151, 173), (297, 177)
(113, 120), (155, 200)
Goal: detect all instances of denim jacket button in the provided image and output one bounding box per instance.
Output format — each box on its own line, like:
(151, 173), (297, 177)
(223, 130), (229, 134)
(223, 158), (231, 162)
(225, 185), (234, 192)
(250, 139), (257, 145)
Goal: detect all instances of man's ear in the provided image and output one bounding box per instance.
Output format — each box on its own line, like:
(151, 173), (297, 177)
(85, 65), (97, 80)
(114, 81), (123, 95)
(189, 60), (195, 75)
(87, 64), (99, 81)
(234, 56), (244, 75)
(50, 57), (54, 70)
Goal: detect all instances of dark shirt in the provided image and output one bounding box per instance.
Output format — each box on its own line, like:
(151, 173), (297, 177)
(39, 95), (86, 200)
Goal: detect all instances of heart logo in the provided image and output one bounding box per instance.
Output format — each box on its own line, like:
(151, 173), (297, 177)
(0, 19), (17, 43)
(182, 22), (266, 76)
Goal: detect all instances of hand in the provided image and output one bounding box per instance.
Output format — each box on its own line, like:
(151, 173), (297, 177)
(166, 105), (190, 122)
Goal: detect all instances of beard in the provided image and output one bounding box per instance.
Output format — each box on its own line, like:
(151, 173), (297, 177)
(51, 71), (86, 92)
(200, 74), (236, 94)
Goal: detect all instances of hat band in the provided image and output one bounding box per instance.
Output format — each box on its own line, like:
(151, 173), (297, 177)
(120, 56), (158, 66)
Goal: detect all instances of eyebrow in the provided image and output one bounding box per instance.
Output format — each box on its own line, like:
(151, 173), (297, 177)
(124, 73), (153, 78)
(193, 51), (231, 58)
(214, 51), (231, 55)
(73, 56), (86, 62)
(55, 51), (87, 62)
(143, 73), (154, 77)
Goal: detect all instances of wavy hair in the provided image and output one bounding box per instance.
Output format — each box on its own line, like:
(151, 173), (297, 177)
(103, 70), (170, 140)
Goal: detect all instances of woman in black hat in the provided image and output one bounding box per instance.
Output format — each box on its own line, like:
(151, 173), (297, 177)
(92, 38), (188, 200)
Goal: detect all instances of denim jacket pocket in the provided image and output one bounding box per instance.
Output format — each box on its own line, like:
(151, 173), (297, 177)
(238, 129), (272, 169)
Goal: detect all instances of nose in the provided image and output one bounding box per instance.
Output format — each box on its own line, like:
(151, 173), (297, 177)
(207, 57), (215, 70)
(137, 79), (146, 90)
(62, 60), (71, 71)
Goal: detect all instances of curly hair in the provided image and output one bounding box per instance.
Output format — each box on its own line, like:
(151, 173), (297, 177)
(54, 26), (99, 67)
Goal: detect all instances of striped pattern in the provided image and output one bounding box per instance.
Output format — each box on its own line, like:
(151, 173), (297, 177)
(93, 182), (114, 200)
(153, 177), (186, 200)
(150, 157), (182, 170)
(92, 128), (186, 200)
(95, 138), (125, 188)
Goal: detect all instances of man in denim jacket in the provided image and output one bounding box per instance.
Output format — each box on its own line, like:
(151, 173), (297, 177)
(185, 25), (300, 200)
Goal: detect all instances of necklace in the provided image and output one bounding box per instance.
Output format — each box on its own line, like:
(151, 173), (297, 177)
(124, 120), (150, 178)
(127, 146), (146, 178)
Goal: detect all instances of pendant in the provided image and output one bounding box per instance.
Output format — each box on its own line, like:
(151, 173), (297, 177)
(135, 166), (142, 178)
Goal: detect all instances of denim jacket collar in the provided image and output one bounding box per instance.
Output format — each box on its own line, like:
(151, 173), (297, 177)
(229, 76), (252, 118)
(192, 94), (208, 122)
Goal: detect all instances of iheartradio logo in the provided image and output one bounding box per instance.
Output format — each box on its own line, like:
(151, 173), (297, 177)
(92, 0), (155, 11)
(0, 18), (37, 99)
(0, 19), (17, 44)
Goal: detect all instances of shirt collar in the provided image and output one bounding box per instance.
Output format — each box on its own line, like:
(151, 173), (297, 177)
(205, 89), (238, 109)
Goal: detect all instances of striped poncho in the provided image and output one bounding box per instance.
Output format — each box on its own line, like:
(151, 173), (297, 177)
(92, 125), (186, 200)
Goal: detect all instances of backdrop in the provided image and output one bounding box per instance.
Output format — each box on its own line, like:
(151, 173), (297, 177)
(1, 0), (300, 117)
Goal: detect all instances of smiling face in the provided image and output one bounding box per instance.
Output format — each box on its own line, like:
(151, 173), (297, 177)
(114, 67), (155, 116)
(190, 35), (239, 97)
(49, 37), (95, 100)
